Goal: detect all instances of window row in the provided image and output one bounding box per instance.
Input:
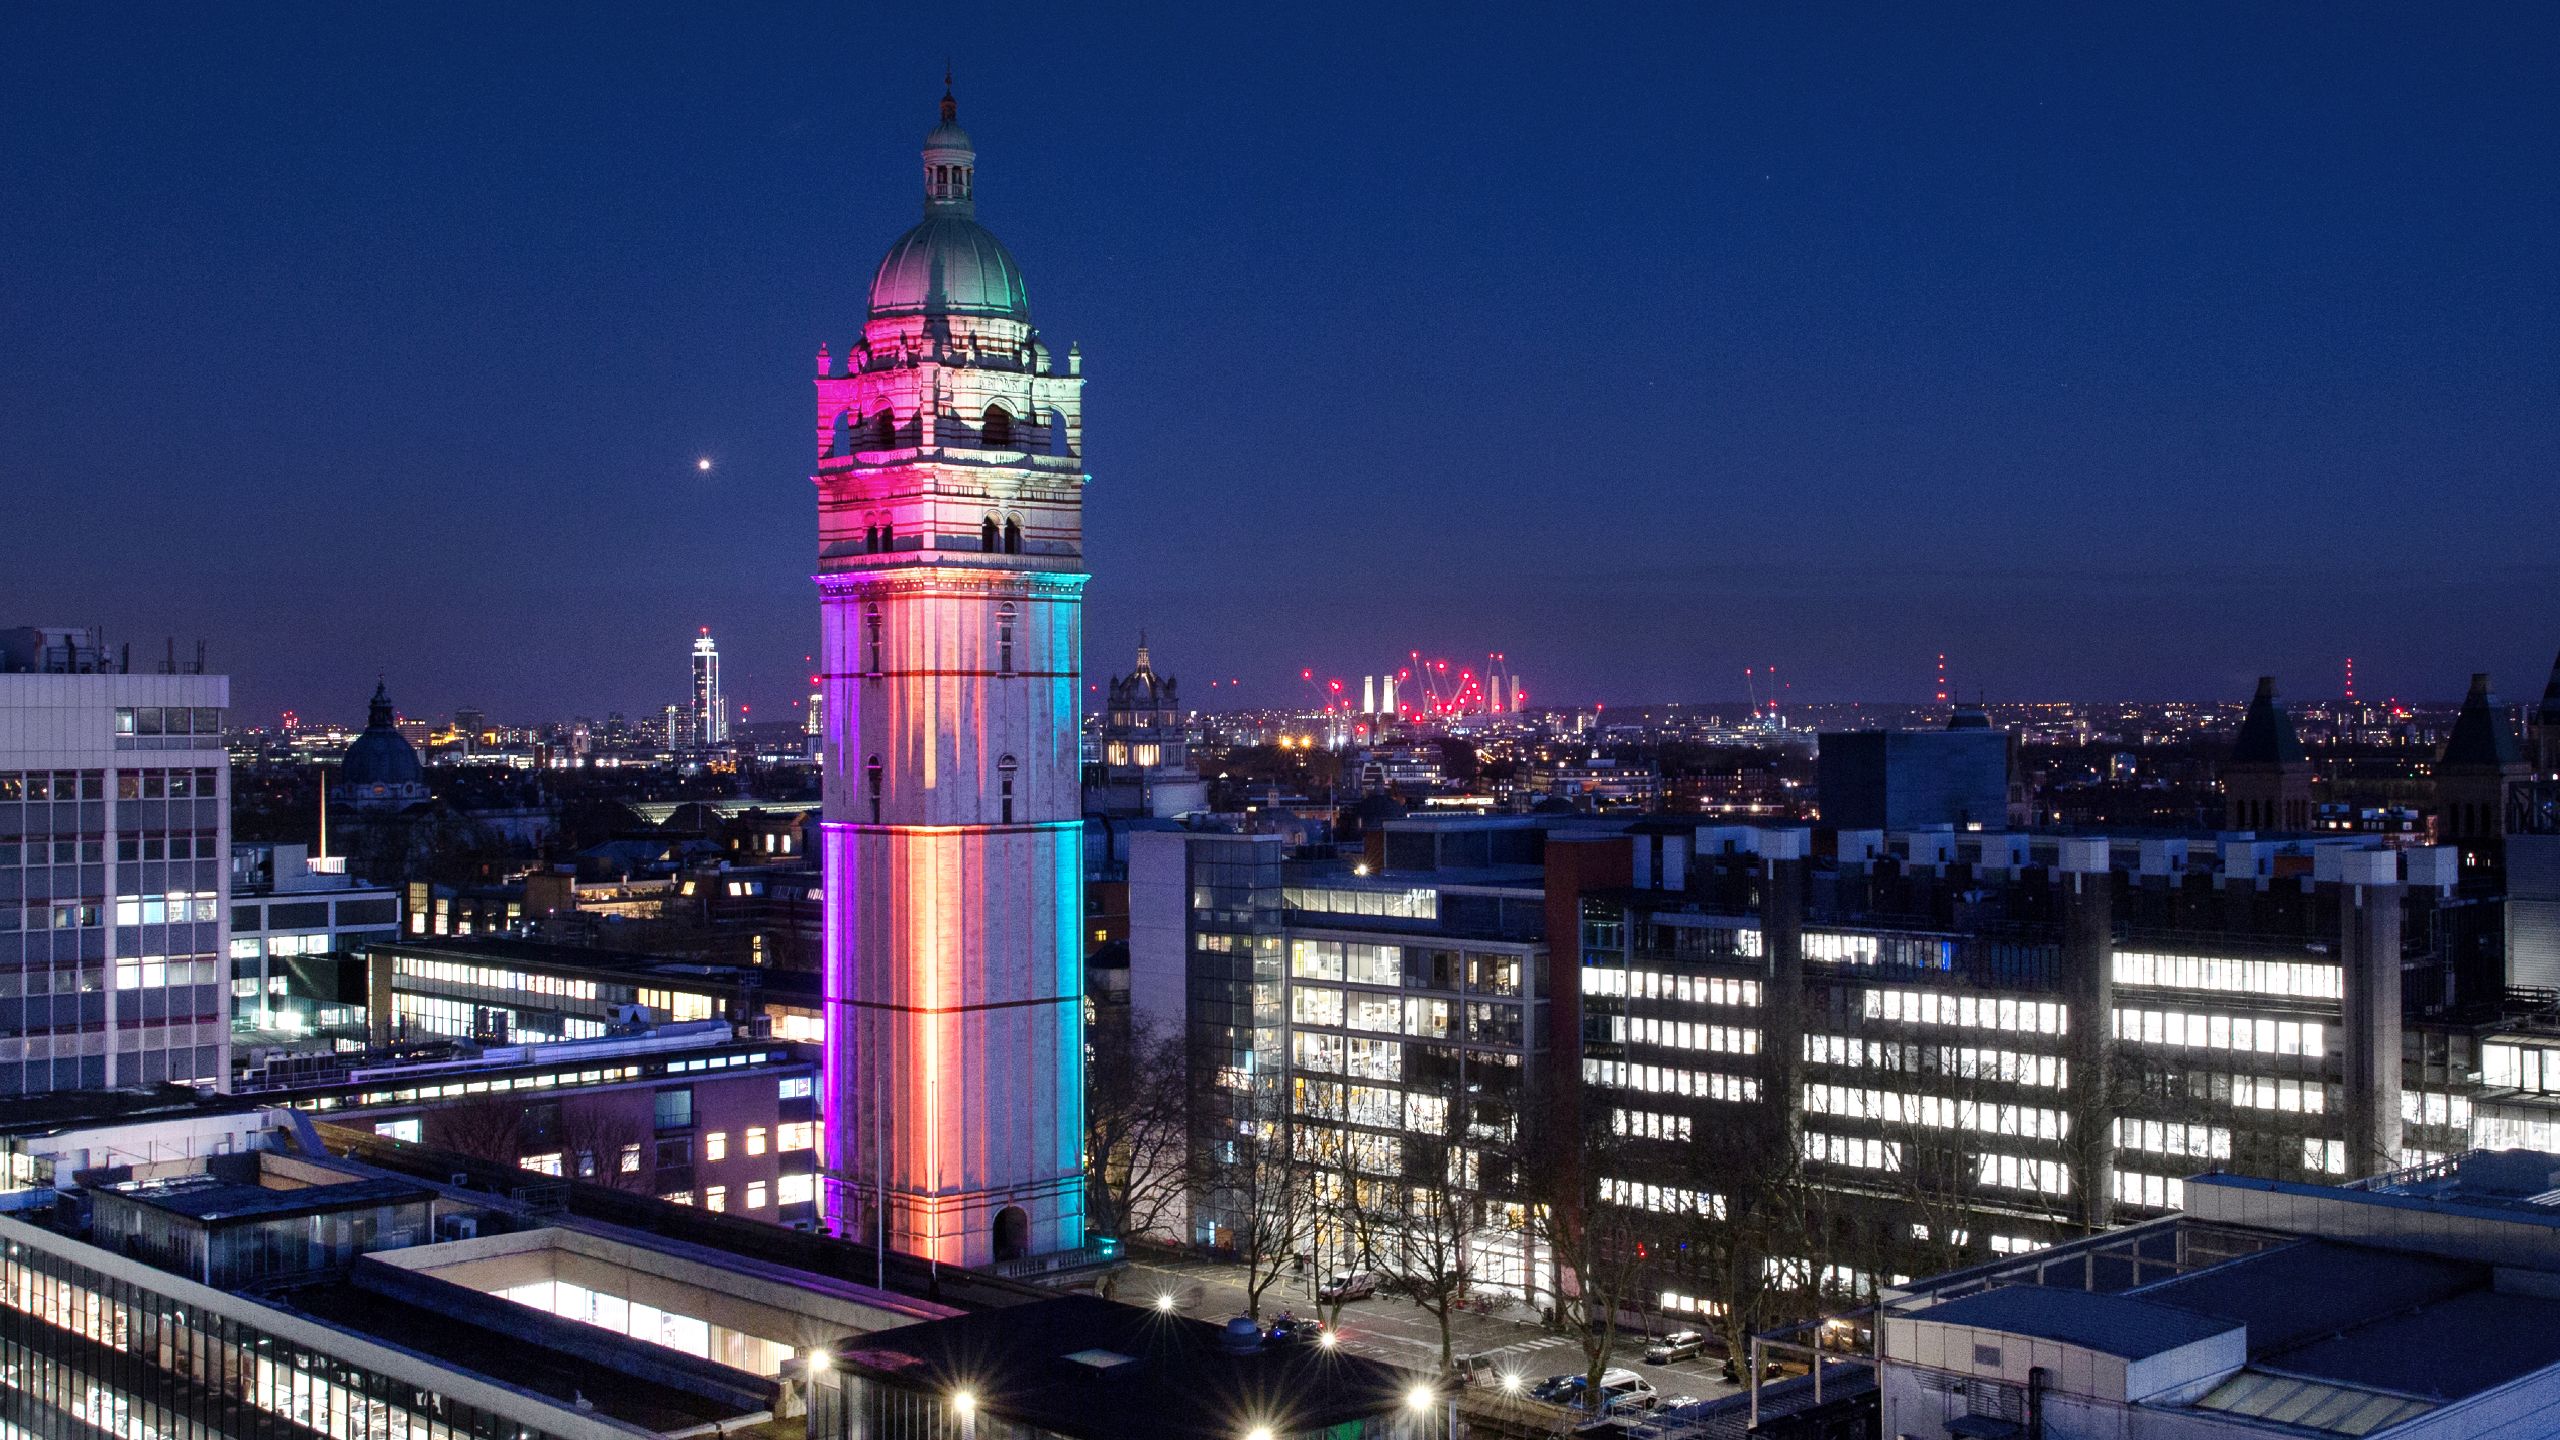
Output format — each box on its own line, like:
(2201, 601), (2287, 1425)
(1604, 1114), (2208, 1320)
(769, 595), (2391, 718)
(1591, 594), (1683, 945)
(1803, 1131), (1899, 1171)
(1612, 1107), (1694, 1142)
(1613, 1014), (1759, 1055)
(1803, 1084), (2068, 1140)
(1864, 988), (2068, 1036)
(1582, 967), (1762, 1006)
(1976, 1152), (2071, 1196)
(2113, 1008), (2325, 1058)
(1600, 1176), (1726, 1219)
(2112, 1118), (2232, 1160)
(1803, 1035), (2068, 1089)
(111, 707), (224, 737)
(1583, 1057), (1761, 1104)
(112, 893), (220, 927)
(2114, 950), (2342, 1000)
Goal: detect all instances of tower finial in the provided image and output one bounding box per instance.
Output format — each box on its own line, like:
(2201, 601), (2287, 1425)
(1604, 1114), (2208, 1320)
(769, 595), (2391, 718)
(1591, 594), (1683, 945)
(941, 64), (956, 125)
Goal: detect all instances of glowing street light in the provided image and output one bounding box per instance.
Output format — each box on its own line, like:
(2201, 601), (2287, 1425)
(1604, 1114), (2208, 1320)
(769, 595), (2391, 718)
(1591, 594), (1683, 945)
(1155, 1293), (1177, 1313)
(951, 1390), (976, 1417)
(804, 1349), (831, 1374)
(1499, 1371), (1523, 1394)
(1406, 1385), (1436, 1413)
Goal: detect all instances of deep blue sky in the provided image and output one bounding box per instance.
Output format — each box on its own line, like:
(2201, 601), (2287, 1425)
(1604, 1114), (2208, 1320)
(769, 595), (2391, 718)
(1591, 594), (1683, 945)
(6, 5), (2555, 724)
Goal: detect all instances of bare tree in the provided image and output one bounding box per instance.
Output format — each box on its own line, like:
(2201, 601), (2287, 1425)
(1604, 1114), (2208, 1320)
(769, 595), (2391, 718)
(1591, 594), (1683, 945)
(1087, 1015), (1193, 1248)
(1372, 1159), (1480, 1374)
(1678, 1120), (1826, 1375)
(1218, 1088), (1310, 1322)
(425, 1095), (522, 1167)
(1517, 1103), (1650, 1411)
(558, 1104), (651, 1194)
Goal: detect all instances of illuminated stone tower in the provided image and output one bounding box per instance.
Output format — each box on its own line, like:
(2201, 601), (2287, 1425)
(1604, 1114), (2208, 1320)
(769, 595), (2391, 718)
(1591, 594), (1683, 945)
(813, 82), (1088, 1266)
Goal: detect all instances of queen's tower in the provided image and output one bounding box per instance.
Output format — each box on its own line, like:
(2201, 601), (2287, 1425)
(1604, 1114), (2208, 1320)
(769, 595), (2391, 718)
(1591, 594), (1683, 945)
(814, 81), (1087, 1266)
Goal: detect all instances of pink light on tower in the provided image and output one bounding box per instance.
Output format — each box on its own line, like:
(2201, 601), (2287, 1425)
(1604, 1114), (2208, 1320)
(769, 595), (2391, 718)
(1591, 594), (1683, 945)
(811, 79), (1086, 1268)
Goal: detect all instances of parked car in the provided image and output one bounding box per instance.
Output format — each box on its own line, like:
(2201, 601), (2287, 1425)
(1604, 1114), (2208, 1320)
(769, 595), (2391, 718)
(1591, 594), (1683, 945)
(1264, 1312), (1330, 1347)
(1453, 1353), (1507, 1388)
(1644, 1330), (1709, 1364)
(1721, 1355), (1790, 1383)
(1532, 1369), (1657, 1413)
(1317, 1270), (1379, 1303)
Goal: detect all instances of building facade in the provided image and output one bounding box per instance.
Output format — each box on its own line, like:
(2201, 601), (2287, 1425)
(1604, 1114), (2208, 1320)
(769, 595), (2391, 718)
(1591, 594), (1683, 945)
(690, 629), (726, 747)
(0, 625), (230, 1094)
(813, 85), (1089, 1266)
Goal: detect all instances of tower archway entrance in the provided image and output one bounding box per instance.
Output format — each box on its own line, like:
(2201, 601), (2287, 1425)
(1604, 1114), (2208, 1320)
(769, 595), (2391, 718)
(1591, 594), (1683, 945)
(993, 1205), (1030, 1261)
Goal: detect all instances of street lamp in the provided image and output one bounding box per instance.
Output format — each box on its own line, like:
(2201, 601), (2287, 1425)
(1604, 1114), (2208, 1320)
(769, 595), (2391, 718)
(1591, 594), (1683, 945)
(1406, 1385), (1435, 1414)
(1156, 1293), (1177, 1313)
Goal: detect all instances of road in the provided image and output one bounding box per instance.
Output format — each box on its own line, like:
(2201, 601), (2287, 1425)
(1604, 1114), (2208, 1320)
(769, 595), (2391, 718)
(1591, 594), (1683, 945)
(1114, 1255), (1742, 1404)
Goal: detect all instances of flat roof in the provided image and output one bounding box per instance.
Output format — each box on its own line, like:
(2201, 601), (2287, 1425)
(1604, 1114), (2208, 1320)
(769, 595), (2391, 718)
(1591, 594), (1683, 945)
(370, 936), (820, 1003)
(1915, 1285), (2233, 1361)
(832, 1294), (1416, 1440)
(99, 1173), (428, 1224)
(0, 1086), (269, 1141)
(2136, 1240), (2479, 1356)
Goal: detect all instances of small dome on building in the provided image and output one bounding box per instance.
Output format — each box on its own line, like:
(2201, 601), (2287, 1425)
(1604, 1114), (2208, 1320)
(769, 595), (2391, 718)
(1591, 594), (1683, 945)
(866, 80), (1032, 323)
(339, 681), (428, 810)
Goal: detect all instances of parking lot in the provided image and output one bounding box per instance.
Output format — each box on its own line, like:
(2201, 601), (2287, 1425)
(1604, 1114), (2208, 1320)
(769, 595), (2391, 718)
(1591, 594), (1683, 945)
(1112, 1254), (1743, 1405)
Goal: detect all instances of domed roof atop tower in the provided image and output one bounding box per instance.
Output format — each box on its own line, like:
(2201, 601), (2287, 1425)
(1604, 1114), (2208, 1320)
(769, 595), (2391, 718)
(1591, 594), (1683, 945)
(867, 77), (1032, 323)
(340, 681), (424, 799)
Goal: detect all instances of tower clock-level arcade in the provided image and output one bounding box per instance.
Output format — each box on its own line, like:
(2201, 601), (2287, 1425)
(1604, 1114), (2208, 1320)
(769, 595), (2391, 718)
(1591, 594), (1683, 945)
(813, 83), (1088, 1267)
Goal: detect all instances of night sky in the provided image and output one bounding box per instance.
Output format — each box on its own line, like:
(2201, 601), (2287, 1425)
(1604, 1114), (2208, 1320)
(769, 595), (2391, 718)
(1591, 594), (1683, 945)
(5, 5), (2555, 724)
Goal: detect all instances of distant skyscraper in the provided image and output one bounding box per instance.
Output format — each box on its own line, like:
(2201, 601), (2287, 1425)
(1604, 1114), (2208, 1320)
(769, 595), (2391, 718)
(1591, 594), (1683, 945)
(690, 629), (726, 745)
(0, 625), (230, 1093)
(812, 82), (1087, 1265)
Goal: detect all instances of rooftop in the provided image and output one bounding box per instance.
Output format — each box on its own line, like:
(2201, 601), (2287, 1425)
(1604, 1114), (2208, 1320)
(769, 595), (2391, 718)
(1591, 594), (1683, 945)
(829, 1294), (1418, 1440)
(1912, 1285), (2231, 1361)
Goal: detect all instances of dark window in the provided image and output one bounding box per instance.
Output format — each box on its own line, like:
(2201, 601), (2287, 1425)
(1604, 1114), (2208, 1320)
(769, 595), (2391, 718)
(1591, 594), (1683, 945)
(982, 404), (1014, 449)
(336, 898), (397, 927)
(998, 603), (1016, 675)
(867, 756), (884, 824)
(982, 516), (1000, 552)
(1003, 516), (1022, 553)
(866, 606), (883, 674)
(999, 755), (1018, 825)
(874, 412), (898, 449)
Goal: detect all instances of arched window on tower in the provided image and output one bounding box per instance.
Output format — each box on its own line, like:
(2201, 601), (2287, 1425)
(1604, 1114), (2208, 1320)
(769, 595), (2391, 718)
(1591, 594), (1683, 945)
(998, 603), (1016, 675)
(981, 516), (1000, 553)
(874, 411), (898, 451)
(864, 605), (883, 676)
(1003, 516), (1022, 554)
(982, 404), (1014, 450)
(997, 755), (1017, 825)
(830, 411), (854, 456)
(864, 521), (880, 553)
(866, 756), (883, 824)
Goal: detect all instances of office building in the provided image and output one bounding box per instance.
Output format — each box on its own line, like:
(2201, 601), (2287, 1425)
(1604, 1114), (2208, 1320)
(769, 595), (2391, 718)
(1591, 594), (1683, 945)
(228, 841), (401, 1041)
(252, 1021), (823, 1226)
(0, 624), (230, 1094)
(364, 935), (825, 1048)
(1864, 1151), (2560, 1439)
(1577, 822), (2489, 1321)
(811, 82), (1088, 1265)
(0, 1102), (959, 1440)
(1816, 711), (2012, 831)
(1128, 815), (1628, 1292)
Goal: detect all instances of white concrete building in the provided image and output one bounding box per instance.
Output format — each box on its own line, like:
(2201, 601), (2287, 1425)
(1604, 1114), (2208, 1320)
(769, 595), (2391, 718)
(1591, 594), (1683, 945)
(0, 626), (230, 1094)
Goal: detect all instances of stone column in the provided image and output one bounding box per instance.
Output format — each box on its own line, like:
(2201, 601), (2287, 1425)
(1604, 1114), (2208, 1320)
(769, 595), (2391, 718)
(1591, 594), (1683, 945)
(1761, 828), (1809, 1150)
(2340, 850), (2406, 1178)
(2056, 838), (2115, 1233)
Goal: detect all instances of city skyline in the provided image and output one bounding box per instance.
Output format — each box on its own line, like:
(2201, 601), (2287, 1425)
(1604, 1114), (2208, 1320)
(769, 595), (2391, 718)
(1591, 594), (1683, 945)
(6, 7), (2556, 719)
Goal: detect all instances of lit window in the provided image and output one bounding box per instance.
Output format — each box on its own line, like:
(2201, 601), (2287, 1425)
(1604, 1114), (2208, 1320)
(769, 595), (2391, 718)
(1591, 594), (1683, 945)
(706, 1185), (728, 1213)
(747, 1180), (769, 1209)
(746, 1127), (768, 1157)
(705, 1132), (728, 1162)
